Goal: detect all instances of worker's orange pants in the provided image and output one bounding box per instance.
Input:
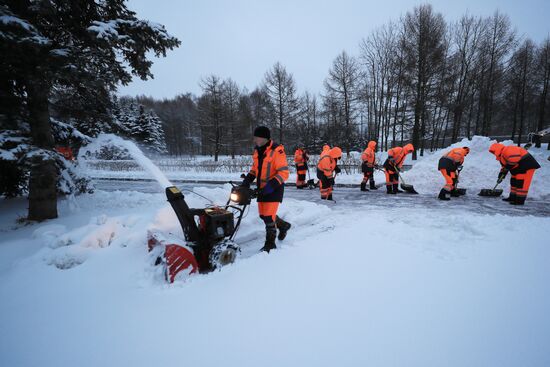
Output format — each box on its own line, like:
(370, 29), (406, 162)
(258, 202), (279, 224)
(440, 169), (456, 192)
(384, 169), (398, 185)
(511, 169), (535, 198)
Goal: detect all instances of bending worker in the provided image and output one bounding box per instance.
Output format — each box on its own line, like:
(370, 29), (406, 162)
(489, 143), (541, 205)
(438, 146), (470, 200)
(316, 146), (342, 200)
(383, 144), (414, 194)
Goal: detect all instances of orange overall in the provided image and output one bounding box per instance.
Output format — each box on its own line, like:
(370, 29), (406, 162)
(294, 148), (308, 188)
(245, 140), (289, 224)
(383, 144), (414, 188)
(360, 141), (377, 186)
(316, 147), (341, 200)
(438, 147), (468, 192)
(489, 144), (540, 201)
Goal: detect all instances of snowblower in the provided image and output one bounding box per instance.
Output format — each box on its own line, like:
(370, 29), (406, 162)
(147, 183), (257, 283)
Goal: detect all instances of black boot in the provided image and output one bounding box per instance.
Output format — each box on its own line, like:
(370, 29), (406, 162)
(327, 194), (333, 201)
(260, 224), (277, 253)
(386, 185), (394, 194)
(450, 189), (460, 197)
(370, 180), (378, 190)
(438, 188), (450, 201)
(360, 182), (369, 192)
(510, 196), (526, 205)
(503, 193), (516, 202)
(393, 184), (403, 194)
(275, 216), (291, 240)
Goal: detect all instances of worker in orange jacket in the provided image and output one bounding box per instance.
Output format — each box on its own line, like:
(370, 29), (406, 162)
(241, 126), (291, 252)
(294, 148), (309, 189)
(438, 147), (470, 200)
(383, 144), (414, 194)
(316, 147), (342, 200)
(489, 143), (541, 205)
(360, 141), (378, 191)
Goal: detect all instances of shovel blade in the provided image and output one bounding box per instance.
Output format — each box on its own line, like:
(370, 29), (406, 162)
(401, 183), (418, 194)
(478, 188), (503, 197)
(307, 179), (316, 189)
(456, 188), (467, 196)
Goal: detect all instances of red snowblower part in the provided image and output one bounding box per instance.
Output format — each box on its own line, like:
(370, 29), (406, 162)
(147, 231), (198, 282)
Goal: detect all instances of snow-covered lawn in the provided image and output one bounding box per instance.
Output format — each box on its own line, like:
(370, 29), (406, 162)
(1, 183), (549, 366)
(1, 135), (549, 366)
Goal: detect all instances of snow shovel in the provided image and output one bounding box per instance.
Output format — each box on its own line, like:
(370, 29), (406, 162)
(388, 162), (418, 194)
(478, 181), (503, 197)
(454, 168), (467, 196)
(397, 171), (418, 194)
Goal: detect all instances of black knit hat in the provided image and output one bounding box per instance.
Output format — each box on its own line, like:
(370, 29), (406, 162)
(253, 126), (271, 139)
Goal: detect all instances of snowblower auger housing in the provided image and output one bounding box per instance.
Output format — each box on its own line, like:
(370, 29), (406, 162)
(147, 185), (254, 282)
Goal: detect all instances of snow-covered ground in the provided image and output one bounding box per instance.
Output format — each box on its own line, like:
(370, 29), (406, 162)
(1, 136), (550, 366)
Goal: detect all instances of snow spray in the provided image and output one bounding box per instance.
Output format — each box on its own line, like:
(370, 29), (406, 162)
(79, 134), (173, 189)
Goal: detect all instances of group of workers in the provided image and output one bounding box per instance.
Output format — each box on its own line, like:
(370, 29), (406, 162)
(241, 125), (541, 253)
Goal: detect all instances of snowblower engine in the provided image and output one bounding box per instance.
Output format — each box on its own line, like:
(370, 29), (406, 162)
(147, 184), (255, 283)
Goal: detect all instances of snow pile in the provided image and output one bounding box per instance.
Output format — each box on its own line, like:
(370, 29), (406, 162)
(1, 188), (549, 366)
(402, 136), (550, 199)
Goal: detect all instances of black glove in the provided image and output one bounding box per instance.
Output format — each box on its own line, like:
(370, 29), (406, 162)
(241, 173), (254, 188)
(334, 166), (341, 174)
(457, 165), (463, 172)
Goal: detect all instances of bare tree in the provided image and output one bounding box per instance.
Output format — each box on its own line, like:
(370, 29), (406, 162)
(263, 62), (299, 144)
(400, 4), (447, 159)
(324, 50), (361, 155)
(199, 75), (224, 161)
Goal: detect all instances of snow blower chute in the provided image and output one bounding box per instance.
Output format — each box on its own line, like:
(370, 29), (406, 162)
(147, 184), (256, 282)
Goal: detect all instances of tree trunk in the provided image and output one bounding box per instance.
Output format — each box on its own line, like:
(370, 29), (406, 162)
(26, 78), (58, 221)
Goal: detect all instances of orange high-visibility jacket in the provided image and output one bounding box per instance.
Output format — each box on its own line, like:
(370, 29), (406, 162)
(361, 141), (377, 167)
(444, 147), (468, 165)
(294, 148), (307, 164)
(317, 151), (336, 177)
(248, 141), (289, 189)
(387, 144), (414, 169)
(496, 146), (532, 170)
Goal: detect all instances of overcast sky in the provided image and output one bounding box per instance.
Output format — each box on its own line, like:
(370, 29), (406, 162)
(119, 0), (550, 99)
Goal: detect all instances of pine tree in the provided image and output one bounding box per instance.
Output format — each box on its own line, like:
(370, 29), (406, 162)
(0, 0), (179, 220)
